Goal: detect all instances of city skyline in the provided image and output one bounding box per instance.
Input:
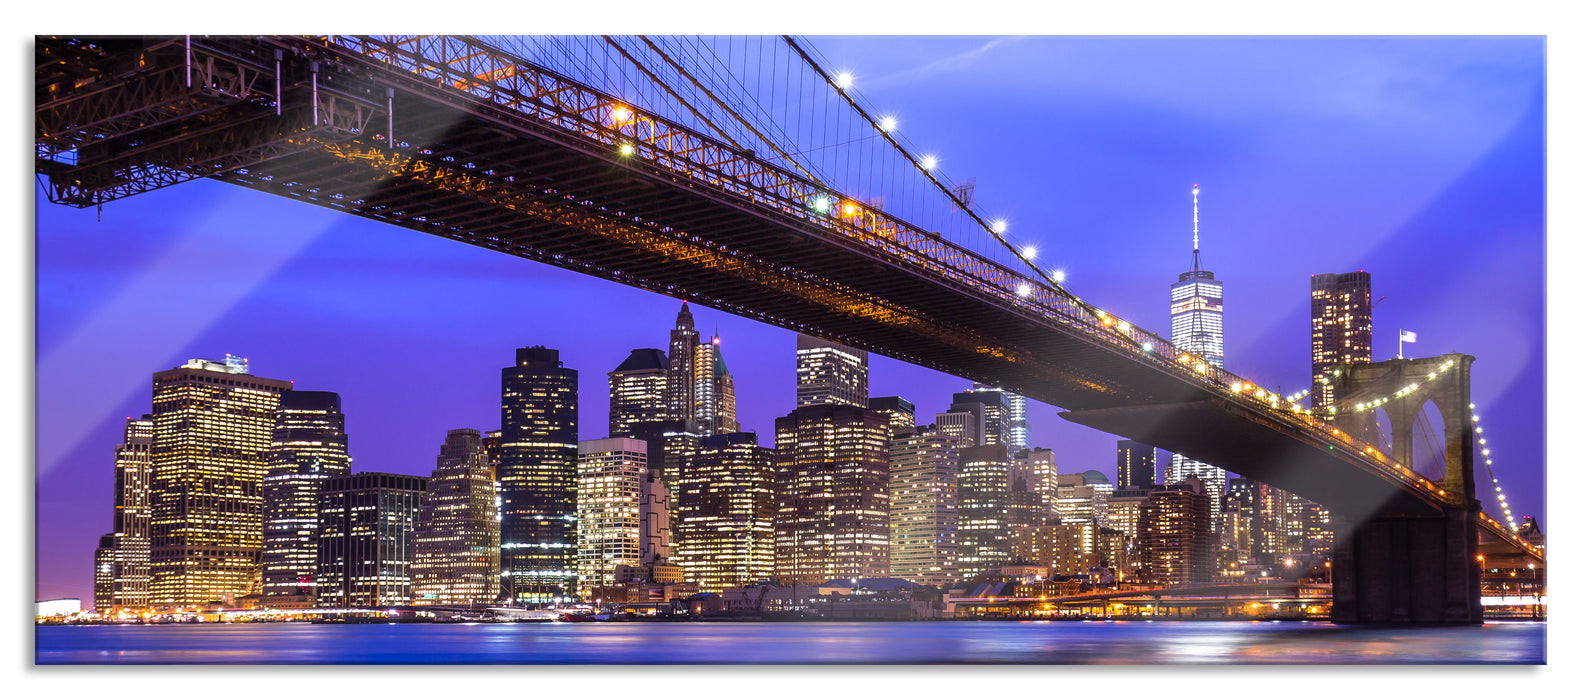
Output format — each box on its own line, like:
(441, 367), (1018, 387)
(34, 35), (1545, 606)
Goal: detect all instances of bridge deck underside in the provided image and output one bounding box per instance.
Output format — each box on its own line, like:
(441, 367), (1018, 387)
(1061, 400), (1444, 518)
(204, 59), (1216, 414)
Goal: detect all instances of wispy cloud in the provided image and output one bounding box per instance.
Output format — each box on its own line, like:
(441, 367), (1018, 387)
(869, 36), (1028, 89)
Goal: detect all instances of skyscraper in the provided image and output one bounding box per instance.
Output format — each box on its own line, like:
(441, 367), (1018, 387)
(956, 443), (1011, 579)
(795, 334), (869, 408)
(887, 427), (960, 587)
(1116, 440), (1156, 489)
(148, 356), (291, 608)
(261, 390), (351, 608)
(412, 429), (500, 606)
(774, 404), (891, 584)
(608, 348), (669, 437)
(1009, 447), (1058, 516)
(867, 396), (916, 438)
(940, 388), (1009, 448)
(693, 333), (739, 435)
(970, 384), (1028, 451)
(666, 302), (700, 424)
(576, 438), (646, 599)
(97, 415), (153, 611)
(1311, 271), (1373, 414)
(676, 432), (777, 592)
(315, 472), (427, 608)
(499, 346), (579, 603)
(1139, 477), (1214, 585)
(1168, 185), (1228, 525)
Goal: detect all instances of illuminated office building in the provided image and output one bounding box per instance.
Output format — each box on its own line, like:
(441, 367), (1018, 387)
(1139, 477), (1214, 585)
(261, 390), (351, 608)
(867, 396), (916, 438)
(796, 334), (869, 408)
(933, 409), (980, 448)
(148, 355), (290, 608)
(971, 383), (1028, 451)
(887, 427), (959, 587)
(499, 346), (579, 603)
(1311, 271), (1373, 414)
(1117, 440), (1156, 489)
(957, 443), (1011, 579)
(693, 334), (739, 435)
(773, 404), (890, 584)
(608, 348), (669, 437)
(412, 429), (500, 605)
(96, 415), (154, 611)
(1006, 477), (1059, 570)
(944, 388), (1009, 447)
(315, 472), (427, 608)
(576, 438), (646, 599)
(667, 302), (700, 425)
(1169, 185), (1227, 526)
(676, 432), (776, 592)
(1009, 447), (1058, 516)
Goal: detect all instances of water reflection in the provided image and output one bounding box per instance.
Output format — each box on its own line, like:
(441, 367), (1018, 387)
(36, 621), (1544, 665)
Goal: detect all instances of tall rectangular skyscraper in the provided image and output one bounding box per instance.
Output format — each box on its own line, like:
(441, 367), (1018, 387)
(957, 444), (1012, 578)
(576, 438), (646, 599)
(96, 415), (153, 612)
(499, 346), (579, 603)
(148, 356), (291, 608)
(693, 333), (739, 435)
(1167, 185), (1227, 525)
(1310, 271), (1373, 414)
(1116, 440), (1156, 489)
(773, 404), (890, 584)
(887, 428), (959, 587)
(666, 302), (700, 424)
(795, 334), (869, 408)
(315, 472), (427, 608)
(261, 390), (351, 608)
(413, 429), (500, 606)
(676, 432), (776, 593)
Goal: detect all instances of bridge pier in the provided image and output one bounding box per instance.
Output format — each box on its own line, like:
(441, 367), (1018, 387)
(1330, 511), (1482, 624)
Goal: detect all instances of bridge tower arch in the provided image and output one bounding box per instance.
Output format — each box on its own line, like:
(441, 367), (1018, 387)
(1333, 353), (1477, 506)
(1327, 353), (1482, 624)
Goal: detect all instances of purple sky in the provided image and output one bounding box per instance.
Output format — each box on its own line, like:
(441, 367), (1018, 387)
(33, 36), (1545, 604)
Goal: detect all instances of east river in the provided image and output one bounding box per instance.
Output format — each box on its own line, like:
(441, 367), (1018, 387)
(35, 620), (1545, 664)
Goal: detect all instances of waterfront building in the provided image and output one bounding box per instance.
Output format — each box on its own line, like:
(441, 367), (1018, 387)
(412, 429), (500, 606)
(1117, 440), (1156, 489)
(1054, 473), (1109, 528)
(887, 427), (959, 587)
(1168, 185), (1228, 527)
(1310, 271), (1373, 414)
(1052, 520), (1100, 576)
(666, 302), (700, 424)
(867, 396), (916, 438)
(575, 438), (646, 600)
(1518, 516), (1545, 552)
(608, 348), (669, 437)
(261, 391), (351, 608)
(1006, 477), (1059, 570)
(96, 415), (154, 611)
(148, 356), (291, 608)
(693, 333), (739, 435)
(957, 443), (1011, 579)
(675, 432), (776, 592)
(773, 404), (891, 584)
(315, 472), (427, 608)
(796, 334), (869, 408)
(1139, 476), (1214, 585)
(499, 346), (579, 603)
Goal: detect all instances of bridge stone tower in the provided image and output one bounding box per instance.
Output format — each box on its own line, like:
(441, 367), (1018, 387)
(1328, 353), (1482, 624)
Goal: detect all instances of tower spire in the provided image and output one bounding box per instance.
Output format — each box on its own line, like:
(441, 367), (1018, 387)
(1191, 183), (1201, 271)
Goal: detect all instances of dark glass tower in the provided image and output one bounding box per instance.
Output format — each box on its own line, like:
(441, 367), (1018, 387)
(1116, 439), (1156, 489)
(499, 346), (579, 603)
(666, 302), (699, 424)
(261, 390), (351, 608)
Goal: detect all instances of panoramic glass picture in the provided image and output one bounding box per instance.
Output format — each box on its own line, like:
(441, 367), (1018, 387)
(34, 34), (1545, 664)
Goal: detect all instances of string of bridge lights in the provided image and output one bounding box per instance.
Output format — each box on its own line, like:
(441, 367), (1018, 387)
(1471, 403), (1521, 533)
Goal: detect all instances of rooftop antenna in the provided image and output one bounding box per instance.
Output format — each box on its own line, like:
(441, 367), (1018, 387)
(1192, 183), (1201, 271)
